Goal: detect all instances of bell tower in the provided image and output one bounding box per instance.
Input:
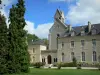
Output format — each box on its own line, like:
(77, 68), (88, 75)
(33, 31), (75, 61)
(54, 9), (65, 23)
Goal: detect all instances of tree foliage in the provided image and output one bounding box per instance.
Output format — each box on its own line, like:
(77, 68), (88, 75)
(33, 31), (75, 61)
(0, 13), (8, 74)
(8, 0), (29, 73)
(27, 34), (39, 43)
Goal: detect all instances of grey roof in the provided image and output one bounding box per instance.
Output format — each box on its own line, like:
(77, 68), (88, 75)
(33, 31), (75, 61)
(28, 40), (46, 45)
(60, 23), (100, 37)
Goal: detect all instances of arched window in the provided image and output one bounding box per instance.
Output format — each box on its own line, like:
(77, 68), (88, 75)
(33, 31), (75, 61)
(54, 58), (55, 62)
(71, 52), (74, 60)
(56, 58), (57, 62)
(82, 52), (85, 61)
(44, 58), (45, 62)
(93, 51), (97, 61)
(62, 53), (64, 62)
(42, 58), (45, 62)
(42, 58), (43, 62)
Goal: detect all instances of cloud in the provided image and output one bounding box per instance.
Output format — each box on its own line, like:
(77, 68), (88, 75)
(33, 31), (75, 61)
(0, 0), (16, 26)
(1, 0), (15, 6)
(24, 20), (35, 34)
(25, 21), (53, 38)
(66, 0), (100, 26)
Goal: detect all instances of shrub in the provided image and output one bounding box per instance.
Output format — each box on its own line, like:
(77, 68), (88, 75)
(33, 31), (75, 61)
(33, 62), (45, 68)
(62, 62), (77, 67)
(57, 62), (77, 68)
(57, 62), (62, 69)
(72, 57), (77, 66)
(77, 63), (81, 69)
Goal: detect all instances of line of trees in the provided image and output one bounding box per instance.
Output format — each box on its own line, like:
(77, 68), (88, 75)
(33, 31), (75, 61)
(0, 0), (29, 74)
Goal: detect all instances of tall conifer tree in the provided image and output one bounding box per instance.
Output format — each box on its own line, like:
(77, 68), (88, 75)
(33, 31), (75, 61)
(8, 0), (29, 73)
(0, 13), (8, 74)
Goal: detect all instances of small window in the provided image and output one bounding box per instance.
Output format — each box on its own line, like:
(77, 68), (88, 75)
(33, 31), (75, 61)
(57, 34), (60, 37)
(93, 51), (97, 61)
(92, 39), (96, 46)
(81, 30), (85, 36)
(82, 52), (85, 61)
(71, 52), (74, 60)
(71, 31), (75, 36)
(62, 42), (64, 48)
(55, 58), (57, 62)
(71, 41), (74, 47)
(62, 53), (64, 62)
(59, 17), (61, 20)
(81, 40), (85, 46)
(33, 48), (35, 53)
(54, 58), (55, 62)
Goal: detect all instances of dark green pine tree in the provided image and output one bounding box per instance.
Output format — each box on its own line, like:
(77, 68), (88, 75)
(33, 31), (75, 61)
(0, 13), (8, 74)
(8, 0), (29, 73)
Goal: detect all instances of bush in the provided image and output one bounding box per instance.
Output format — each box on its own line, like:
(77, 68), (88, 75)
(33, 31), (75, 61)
(57, 62), (62, 69)
(57, 62), (77, 68)
(72, 57), (77, 66)
(33, 62), (45, 68)
(77, 63), (81, 69)
(62, 62), (77, 67)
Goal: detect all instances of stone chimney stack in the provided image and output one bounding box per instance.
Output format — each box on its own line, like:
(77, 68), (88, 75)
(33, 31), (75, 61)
(68, 25), (72, 32)
(88, 21), (91, 32)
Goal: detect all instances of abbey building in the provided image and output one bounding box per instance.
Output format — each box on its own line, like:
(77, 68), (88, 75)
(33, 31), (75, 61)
(28, 9), (100, 65)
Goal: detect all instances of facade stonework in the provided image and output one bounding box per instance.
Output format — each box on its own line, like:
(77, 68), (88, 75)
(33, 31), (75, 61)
(28, 9), (100, 65)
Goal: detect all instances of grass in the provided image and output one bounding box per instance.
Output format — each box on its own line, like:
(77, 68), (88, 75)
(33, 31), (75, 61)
(6, 68), (100, 75)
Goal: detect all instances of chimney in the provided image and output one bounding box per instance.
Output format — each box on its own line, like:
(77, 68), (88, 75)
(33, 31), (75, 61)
(88, 21), (91, 32)
(68, 25), (72, 32)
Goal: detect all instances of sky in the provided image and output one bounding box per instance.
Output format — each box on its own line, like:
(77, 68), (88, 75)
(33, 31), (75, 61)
(0, 0), (100, 38)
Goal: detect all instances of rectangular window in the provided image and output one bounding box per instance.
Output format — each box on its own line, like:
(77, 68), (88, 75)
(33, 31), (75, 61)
(33, 48), (35, 53)
(92, 39), (96, 46)
(81, 31), (85, 36)
(82, 52), (85, 61)
(81, 40), (85, 46)
(71, 41), (74, 47)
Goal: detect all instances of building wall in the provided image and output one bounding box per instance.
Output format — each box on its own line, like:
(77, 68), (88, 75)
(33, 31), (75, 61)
(28, 45), (43, 63)
(49, 21), (66, 50)
(41, 52), (57, 65)
(57, 35), (100, 64)
(40, 45), (46, 50)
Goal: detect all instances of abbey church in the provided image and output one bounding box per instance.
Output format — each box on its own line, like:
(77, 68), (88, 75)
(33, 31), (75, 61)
(28, 9), (100, 65)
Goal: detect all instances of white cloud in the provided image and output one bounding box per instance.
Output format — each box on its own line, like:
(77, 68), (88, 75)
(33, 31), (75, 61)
(1, 0), (15, 6)
(24, 20), (35, 34)
(0, 0), (16, 26)
(35, 23), (53, 38)
(66, 0), (100, 26)
(25, 21), (53, 38)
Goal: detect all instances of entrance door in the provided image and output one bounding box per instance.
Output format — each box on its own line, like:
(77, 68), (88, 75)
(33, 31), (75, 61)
(47, 55), (52, 64)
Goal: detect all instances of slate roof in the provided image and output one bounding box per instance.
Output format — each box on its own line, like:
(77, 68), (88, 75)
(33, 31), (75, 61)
(60, 23), (100, 37)
(28, 40), (46, 45)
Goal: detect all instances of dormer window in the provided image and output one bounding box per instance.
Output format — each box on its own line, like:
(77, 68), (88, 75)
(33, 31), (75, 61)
(81, 30), (85, 36)
(92, 29), (96, 35)
(71, 31), (75, 36)
(81, 27), (85, 36)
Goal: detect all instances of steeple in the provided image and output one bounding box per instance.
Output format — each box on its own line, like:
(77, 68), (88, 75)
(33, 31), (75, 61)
(54, 9), (65, 23)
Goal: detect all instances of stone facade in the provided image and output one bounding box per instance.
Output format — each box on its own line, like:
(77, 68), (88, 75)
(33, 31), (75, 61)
(28, 9), (100, 65)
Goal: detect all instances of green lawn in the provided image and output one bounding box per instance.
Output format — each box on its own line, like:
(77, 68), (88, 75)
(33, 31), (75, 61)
(6, 68), (100, 75)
